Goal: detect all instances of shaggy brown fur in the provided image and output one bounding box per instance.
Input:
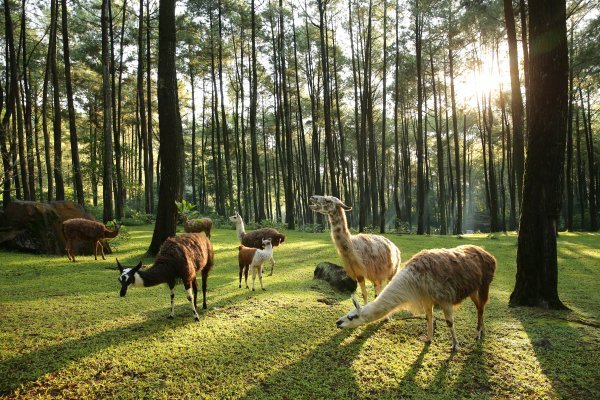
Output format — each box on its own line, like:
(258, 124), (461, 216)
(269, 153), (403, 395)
(183, 217), (213, 238)
(309, 195), (401, 304)
(238, 245), (256, 289)
(237, 239), (273, 290)
(62, 218), (121, 262)
(117, 233), (214, 320)
(336, 245), (496, 351)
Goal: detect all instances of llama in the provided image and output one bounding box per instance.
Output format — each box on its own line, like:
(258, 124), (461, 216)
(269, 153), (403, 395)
(309, 195), (401, 304)
(336, 245), (497, 351)
(237, 238), (273, 291)
(62, 218), (121, 262)
(229, 212), (285, 276)
(117, 233), (214, 320)
(183, 216), (213, 239)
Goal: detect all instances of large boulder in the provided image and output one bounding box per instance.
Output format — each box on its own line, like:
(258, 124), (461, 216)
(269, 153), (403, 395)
(313, 262), (357, 293)
(0, 200), (111, 256)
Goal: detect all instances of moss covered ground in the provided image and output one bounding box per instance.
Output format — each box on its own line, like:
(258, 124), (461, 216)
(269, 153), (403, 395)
(0, 226), (598, 399)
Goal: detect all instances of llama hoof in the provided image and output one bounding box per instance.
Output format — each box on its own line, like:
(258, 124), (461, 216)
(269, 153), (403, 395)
(262, 288), (266, 291)
(420, 335), (432, 343)
(268, 273), (273, 277)
(475, 332), (484, 341)
(451, 343), (459, 352)
(239, 285), (242, 288)
(252, 288), (255, 291)
(167, 315), (174, 319)
(194, 316), (200, 321)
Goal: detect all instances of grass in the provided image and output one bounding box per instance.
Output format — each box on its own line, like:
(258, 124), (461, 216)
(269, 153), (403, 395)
(0, 226), (599, 399)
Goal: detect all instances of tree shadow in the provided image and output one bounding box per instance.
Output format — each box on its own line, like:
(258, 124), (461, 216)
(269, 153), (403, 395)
(510, 306), (600, 398)
(241, 324), (381, 399)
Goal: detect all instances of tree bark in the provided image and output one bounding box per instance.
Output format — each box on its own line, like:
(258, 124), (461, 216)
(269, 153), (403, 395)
(148, 0), (183, 255)
(101, 0), (114, 221)
(510, 0), (568, 309)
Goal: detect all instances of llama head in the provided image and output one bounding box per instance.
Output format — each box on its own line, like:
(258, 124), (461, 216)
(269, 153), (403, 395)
(336, 295), (366, 329)
(229, 212), (242, 224)
(262, 238), (272, 248)
(117, 259), (142, 297)
(309, 195), (352, 215)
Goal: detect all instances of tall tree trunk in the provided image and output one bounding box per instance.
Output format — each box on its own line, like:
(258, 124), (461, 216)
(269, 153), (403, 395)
(379, 0), (388, 233)
(116, 0), (128, 215)
(147, 0), (154, 212)
(504, 0), (525, 216)
(138, 0), (151, 214)
(61, 0), (84, 205)
(148, 0), (183, 255)
(250, 0), (265, 222)
(21, 2), (35, 199)
(50, 0), (65, 200)
(579, 86), (597, 231)
(415, 1), (425, 235)
(448, 11), (462, 234)
(430, 49), (447, 234)
(565, 24), (574, 231)
(101, 0), (114, 221)
(510, 0), (568, 309)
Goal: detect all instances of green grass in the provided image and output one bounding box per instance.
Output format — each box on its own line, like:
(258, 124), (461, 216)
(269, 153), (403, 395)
(1, 226), (599, 399)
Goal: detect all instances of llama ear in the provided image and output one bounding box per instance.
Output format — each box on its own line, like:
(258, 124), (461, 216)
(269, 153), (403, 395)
(341, 203), (352, 211)
(351, 294), (362, 312)
(133, 261), (143, 273)
(116, 259), (123, 272)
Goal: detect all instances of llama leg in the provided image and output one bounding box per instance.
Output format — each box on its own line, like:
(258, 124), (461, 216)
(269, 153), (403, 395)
(422, 304), (434, 343)
(374, 281), (382, 298)
(93, 241), (99, 260)
(268, 255), (275, 276)
(474, 285), (490, 339)
(201, 269), (208, 309)
(244, 266), (249, 289)
(185, 284), (200, 321)
(239, 266), (243, 288)
(99, 241), (106, 260)
(251, 265), (257, 291)
(192, 279), (199, 312)
(441, 304), (459, 351)
(66, 240), (73, 261)
(168, 285), (176, 319)
(357, 277), (368, 304)
(258, 265), (265, 291)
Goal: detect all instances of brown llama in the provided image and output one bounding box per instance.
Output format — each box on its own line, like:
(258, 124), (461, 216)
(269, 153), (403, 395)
(183, 216), (213, 238)
(336, 245), (497, 351)
(117, 233), (214, 320)
(309, 195), (401, 304)
(62, 218), (121, 262)
(229, 212), (285, 276)
(237, 238), (273, 291)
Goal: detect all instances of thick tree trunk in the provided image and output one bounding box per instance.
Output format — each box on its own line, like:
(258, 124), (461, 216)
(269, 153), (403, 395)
(50, 0), (65, 201)
(148, 0), (183, 255)
(138, 0), (151, 214)
(101, 0), (114, 221)
(415, 2), (425, 235)
(510, 0), (568, 309)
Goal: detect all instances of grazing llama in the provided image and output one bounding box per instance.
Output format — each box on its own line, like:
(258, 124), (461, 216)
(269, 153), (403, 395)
(117, 233), (214, 320)
(238, 238), (273, 291)
(183, 216), (213, 239)
(229, 212), (285, 276)
(309, 195), (401, 304)
(62, 218), (121, 262)
(336, 245), (497, 351)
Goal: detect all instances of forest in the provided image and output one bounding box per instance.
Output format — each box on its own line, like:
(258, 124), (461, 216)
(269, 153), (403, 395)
(0, 0), (598, 234)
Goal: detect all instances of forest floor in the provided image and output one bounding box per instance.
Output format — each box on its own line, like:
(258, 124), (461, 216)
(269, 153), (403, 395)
(0, 225), (599, 399)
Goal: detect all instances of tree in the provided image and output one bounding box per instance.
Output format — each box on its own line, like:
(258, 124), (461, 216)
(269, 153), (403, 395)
(148, 0), (183, 255)
(510, 0), (568, 309)
(101, 0), (114, 222)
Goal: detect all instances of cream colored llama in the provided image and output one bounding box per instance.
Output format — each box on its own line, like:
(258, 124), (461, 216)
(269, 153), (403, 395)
(309, 195), (401, 304)
(336, 245), (496, 351)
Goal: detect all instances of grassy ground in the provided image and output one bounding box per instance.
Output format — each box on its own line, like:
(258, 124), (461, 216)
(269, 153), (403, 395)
(0, 226), (599, 399)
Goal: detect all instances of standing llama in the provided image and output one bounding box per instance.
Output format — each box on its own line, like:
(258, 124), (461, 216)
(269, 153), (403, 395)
(309, 195), (401, 304)
(183, 216), (213, 239)
(238, 238), (273, 291)
(336, 245), (496, 351)
(229, 212), (285, 276)
(117, 233), (214, 320)
(62, 218), (121, 262)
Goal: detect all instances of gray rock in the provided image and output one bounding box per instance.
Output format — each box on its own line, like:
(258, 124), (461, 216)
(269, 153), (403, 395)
(313, 262), (357, 293)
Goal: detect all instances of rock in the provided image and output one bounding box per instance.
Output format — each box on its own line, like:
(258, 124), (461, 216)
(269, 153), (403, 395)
(0, 200), (111, 256)
(313, 262), (357, 293)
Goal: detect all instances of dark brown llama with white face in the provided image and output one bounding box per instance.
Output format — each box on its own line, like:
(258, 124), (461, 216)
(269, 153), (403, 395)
(336, 245), (496, 351)
(62, 218), (121, 262)
(117, 233), (214, 320)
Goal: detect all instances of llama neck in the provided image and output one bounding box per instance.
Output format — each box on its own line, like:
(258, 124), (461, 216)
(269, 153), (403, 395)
(360, 269), (415, 323)
(235, 220), (246, 241)
(328, 208), (352, 249)
(104, 228), (119, 239)
(135, 263), (170, 287)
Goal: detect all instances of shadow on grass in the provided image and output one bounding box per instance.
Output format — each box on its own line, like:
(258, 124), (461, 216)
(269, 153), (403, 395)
(511, 306), (600, 399)
(241, 324), (380, 399)
(0, 310), (191, 395)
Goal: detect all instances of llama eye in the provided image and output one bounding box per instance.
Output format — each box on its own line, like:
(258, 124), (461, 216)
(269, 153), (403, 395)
(348, 314), (357, 321)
